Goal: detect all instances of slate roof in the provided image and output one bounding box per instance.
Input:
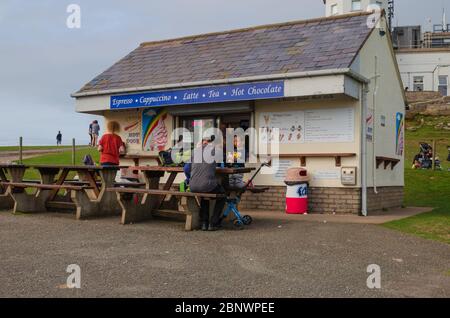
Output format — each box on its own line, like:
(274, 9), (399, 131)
(75, 12), (374, 95)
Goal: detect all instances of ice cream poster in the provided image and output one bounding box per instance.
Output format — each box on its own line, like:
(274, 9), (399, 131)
(142, 108), (169, 152)
(395, 112), (404, 156)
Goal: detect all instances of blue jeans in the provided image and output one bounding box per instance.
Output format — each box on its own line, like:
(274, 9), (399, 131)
(101, 162), (118, 167)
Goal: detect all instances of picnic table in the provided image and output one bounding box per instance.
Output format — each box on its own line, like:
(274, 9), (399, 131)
(0, 164), (125, 219)
(107, 165), (255, 230)
(0, 165), (15, 210)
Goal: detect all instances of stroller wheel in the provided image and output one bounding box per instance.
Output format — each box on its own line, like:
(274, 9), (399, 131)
(242, 215), (253, 225)
(233, 219), (244, 229)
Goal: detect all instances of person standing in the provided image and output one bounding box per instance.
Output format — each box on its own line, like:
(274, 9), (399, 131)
(186, 137), (226, 231)
(88, 122), (94, 146)
(91, 120), (100, 147)
(98, 121), (125, 166)
(56, 131), (62, 146)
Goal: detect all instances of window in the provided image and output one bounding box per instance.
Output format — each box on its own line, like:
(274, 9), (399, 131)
(438, 75), (448, 96)
(352, 0), (361, 11)
(413, 76), (424, 92)
(331, 4), (338, 16)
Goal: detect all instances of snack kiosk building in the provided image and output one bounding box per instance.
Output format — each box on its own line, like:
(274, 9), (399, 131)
(73, 12), (406, 215)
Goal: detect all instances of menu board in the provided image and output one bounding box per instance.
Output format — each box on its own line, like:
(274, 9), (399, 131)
(304, 108), (355, 143)
(260, 107), (355, 144)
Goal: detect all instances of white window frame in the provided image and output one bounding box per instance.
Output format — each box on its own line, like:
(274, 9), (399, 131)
(438, 75), (448, 96)
(331, 4), (338, 16)
(352, 0), (362, 11)
(413, 76), (424, 92)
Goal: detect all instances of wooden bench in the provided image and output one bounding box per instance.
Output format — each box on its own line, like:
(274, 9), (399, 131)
(106, 187), (225, 230)
(2, 182), (87, 191)
(0, 182), (92, 214)
(64, 180), (145, 188)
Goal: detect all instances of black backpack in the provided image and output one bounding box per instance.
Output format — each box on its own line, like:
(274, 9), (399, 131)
(159, 150), (174, 166)
(83, 154), (95, 166)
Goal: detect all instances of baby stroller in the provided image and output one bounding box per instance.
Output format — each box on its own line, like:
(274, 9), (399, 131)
(220, 161), (271, 229)
(412, 142), (442, 170)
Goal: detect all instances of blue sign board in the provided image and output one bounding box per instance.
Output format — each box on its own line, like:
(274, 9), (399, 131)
(110, 81), (285, 109)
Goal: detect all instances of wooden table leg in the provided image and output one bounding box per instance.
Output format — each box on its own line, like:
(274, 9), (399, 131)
(119, 171), (163, 225)
(7, 167), (26, 183)
(47, 168), (68, 201)
(0, 169), (8, 182)
(0, 168), (8, 193)
(38, 168), (60, 185)
(180, 196), (201, 231)
(156, 172), (178, 209)
(36, 168), (61, 207)
(0, 168), (13, 210)
(74, 168), (122, 220)
(7, 167), (50, 214)
(77, 170), (100, 197)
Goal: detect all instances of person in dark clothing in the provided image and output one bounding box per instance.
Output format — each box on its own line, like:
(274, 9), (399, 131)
(56, 131), (62, 146)
(88, 122), (93, 146)
(187, 137), (226, 231)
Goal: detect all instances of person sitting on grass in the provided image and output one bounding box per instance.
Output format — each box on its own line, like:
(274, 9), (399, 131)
(98, 121), (126, 167)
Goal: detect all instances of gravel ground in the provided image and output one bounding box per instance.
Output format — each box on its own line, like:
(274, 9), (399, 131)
(0, 211), (448, 298)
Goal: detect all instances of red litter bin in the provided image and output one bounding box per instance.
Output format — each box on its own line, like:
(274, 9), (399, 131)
(285, 168), (309, 214)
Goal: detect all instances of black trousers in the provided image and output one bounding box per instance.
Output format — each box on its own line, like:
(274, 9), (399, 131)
(199, 185), (226, 226)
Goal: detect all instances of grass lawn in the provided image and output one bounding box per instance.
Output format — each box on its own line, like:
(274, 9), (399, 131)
(19, 148), (100, 180)
(382, 115), (450, 244)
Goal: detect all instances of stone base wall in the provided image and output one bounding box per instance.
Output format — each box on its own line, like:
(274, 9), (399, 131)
(240, 186), (404, 215)
(366, 186), (404, 212)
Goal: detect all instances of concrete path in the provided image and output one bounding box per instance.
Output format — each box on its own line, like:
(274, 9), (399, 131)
(0, 211), (448, 298)
(245, 207), (433, 225)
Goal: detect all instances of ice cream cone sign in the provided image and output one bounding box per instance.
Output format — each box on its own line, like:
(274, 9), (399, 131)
(142, 109), (169, 152)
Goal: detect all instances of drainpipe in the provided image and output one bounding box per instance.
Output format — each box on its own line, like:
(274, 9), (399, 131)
(361, 83), (369, 217)
(372, 56), (379, 195)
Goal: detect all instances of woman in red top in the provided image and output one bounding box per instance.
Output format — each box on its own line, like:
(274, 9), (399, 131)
(98, 121), (126, 166)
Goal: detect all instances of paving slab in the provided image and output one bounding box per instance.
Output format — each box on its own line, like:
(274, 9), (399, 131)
(244, 207), (433, 225)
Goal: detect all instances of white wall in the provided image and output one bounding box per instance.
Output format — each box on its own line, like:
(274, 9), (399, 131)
(353, 17), (405, 187)
(325, 0), (388, 16)
(253, 97), (361, 187)
(396, 50), (450, 95)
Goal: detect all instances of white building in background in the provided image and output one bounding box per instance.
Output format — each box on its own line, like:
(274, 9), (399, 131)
(323, 0), (388, 17)
(392, 10), (450, 96)
(396, 49), (450, 96)
(322, 0), (450, 97)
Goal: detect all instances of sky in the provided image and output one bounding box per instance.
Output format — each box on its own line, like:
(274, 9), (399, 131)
(0, 0), (449, 146)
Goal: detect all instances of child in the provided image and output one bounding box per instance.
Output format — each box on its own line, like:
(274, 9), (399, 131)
(227, 135), (246, 189)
